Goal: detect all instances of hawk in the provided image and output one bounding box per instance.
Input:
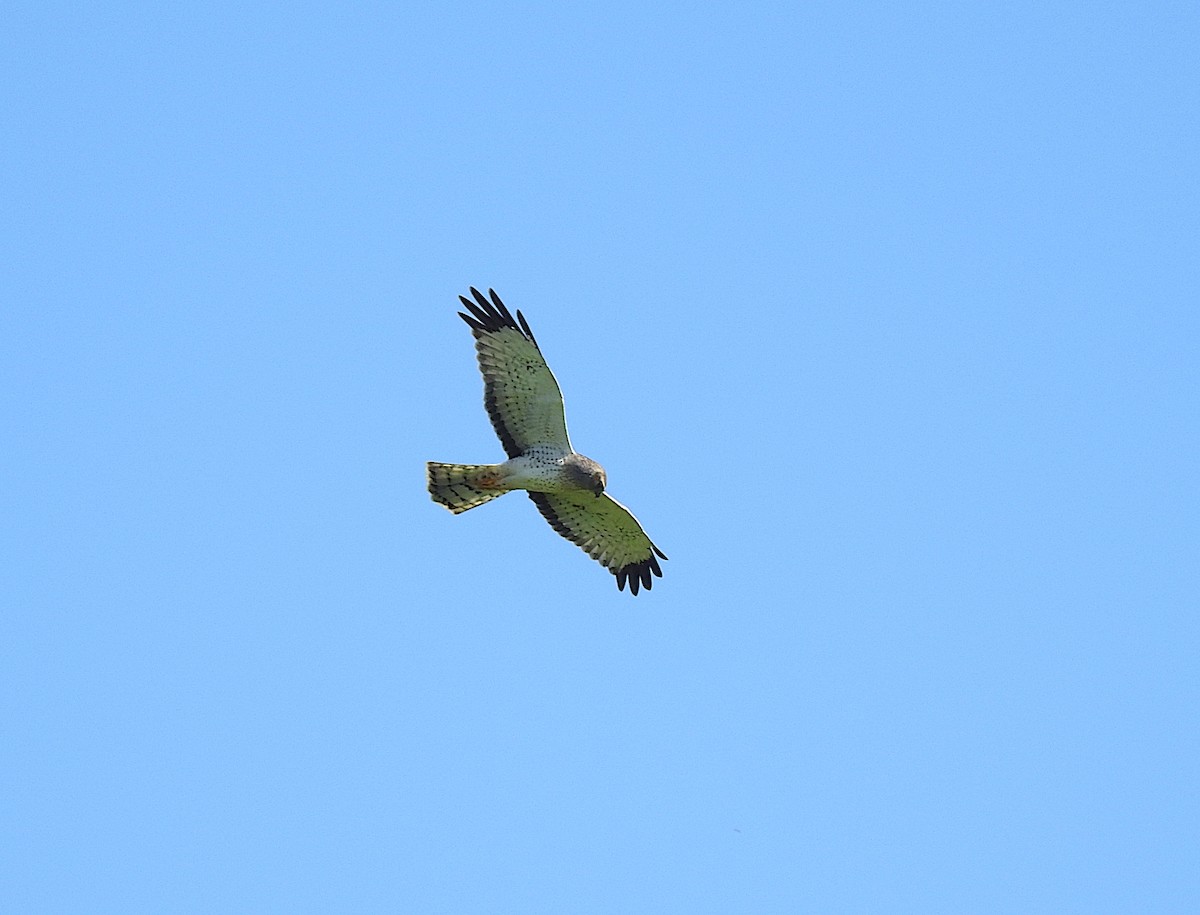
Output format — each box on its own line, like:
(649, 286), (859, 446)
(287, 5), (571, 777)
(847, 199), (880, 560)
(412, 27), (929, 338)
(427, 287), (667, 594)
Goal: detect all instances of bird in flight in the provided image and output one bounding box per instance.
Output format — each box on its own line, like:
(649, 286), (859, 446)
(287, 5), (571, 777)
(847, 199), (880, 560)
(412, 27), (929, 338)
(427, 288), (667, 594)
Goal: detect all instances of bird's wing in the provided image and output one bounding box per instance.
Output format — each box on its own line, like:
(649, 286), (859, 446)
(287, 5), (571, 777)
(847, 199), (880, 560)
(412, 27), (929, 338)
(527, 491), (667, 595)
(458, 288), (570, 458)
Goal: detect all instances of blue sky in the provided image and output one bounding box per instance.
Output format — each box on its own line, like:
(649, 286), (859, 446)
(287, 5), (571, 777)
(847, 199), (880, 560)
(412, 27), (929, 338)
(3, 1), (1197, 911)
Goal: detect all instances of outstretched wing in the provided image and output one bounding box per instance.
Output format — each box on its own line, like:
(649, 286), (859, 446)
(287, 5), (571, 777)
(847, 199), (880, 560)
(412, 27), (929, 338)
(527, 492), (668, 595)
(457, 287), (570, 458)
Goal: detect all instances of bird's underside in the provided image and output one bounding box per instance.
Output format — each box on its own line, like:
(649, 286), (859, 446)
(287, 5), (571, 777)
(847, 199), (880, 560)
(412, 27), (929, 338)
(426, 287), (667, 594)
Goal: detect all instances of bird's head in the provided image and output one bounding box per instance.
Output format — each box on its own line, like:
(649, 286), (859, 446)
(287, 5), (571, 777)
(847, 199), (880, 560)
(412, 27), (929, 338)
(567, 455), (607, 498)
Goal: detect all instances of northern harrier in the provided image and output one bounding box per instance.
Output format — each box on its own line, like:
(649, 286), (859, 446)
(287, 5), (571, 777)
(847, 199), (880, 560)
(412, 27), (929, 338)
(427, 288), (667, 594)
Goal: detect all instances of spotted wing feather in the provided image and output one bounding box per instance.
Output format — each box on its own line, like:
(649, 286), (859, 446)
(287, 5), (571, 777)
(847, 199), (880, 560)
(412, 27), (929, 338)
(527, 492), (668, 595)
(457, 287), (570, 458)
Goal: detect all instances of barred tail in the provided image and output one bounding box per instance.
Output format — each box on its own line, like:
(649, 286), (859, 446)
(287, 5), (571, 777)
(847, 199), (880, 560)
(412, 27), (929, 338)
(426, 462), (506, 514)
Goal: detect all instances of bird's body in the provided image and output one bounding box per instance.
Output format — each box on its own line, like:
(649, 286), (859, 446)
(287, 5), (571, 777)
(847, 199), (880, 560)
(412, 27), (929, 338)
(426, 288), (666, 594)
(429, 449), (603, 507)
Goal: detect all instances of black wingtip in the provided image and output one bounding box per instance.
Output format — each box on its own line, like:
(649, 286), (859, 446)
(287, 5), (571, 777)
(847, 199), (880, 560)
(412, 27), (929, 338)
(610, 555), (666, 596)
(487, 288), (510, 314)
(458, 310), (487, 333)
(454, 288), (537, 347)
(516, 310), (539, 348)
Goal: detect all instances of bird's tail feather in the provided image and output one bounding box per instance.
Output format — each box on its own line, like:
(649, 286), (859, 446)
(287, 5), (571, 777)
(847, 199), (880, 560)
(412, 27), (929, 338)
(426, 462), (506, 514)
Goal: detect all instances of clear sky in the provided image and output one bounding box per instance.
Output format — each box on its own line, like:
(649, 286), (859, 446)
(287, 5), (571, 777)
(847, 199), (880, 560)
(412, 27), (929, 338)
(3, 2), (1197, 912)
